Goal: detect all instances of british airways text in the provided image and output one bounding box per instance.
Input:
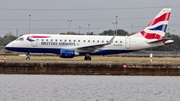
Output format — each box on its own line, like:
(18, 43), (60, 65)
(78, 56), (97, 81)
(41, 42), (76, 46)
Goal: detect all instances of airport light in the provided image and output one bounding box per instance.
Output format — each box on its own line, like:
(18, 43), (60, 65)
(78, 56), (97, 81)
(88, 24), (90, 35)
(131, 24), (133, 34)
(115, 16), (118, 36)
(68, 20), (72, 34)
(79, 26), (81, 34)
(29, 14), (31, 34)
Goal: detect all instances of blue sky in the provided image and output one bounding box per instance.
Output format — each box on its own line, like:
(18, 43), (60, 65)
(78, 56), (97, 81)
(0, 0), (179, 37)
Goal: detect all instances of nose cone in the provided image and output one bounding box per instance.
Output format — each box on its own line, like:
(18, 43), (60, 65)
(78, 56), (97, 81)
(5, 42), (13, 50)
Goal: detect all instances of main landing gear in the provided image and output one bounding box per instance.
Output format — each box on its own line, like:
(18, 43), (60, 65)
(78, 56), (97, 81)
(84, 54), (91, 60)
(26, 52), (30, 60)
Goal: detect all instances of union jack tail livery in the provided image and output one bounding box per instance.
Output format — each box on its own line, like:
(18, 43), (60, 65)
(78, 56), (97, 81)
(133, 8), (171, 40)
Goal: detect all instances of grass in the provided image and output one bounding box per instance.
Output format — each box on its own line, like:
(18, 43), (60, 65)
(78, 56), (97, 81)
(0, 55), (179, 63)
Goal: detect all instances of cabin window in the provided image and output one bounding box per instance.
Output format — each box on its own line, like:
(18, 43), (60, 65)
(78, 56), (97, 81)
(69, 40), (71, 42)
(102, 40), (104, 43)
(55, 39), (57, 41)
(60, 39), (62, 42)
(97, 40), (99, 43)
(106, 41), (108, 43)
(84, 40), (86, 42)
(51, 39), (53, 41)
(115, 41), (117, 43)
(42, 39), (44, 41)
(64, 40), (66, 42)
(78, 40), (80, 42)
(120, 41), (122, 43)
(88, 40), (90, 42)
(46, 39), (48, 41)
(74, 40), (76, 42)
(93, 40), (95, 42)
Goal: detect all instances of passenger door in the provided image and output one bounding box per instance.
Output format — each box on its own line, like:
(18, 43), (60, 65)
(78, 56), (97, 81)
(125, 36), (131, 49)
(31, 35), (37, 47)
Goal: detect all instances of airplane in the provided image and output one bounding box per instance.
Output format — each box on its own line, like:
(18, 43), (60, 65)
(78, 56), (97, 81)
(5, 8), (174, 60)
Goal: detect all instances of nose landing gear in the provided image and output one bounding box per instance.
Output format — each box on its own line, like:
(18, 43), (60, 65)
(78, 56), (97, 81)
(26, 52), (30, 60)
(26, 55), (30, 60)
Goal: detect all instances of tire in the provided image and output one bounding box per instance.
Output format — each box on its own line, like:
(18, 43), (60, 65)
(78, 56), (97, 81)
(84, 56), (91, 60)
(26, 57), (30, 60)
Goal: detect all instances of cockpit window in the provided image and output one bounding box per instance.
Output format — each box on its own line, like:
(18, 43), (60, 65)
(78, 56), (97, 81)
(19, 37), (24, 41)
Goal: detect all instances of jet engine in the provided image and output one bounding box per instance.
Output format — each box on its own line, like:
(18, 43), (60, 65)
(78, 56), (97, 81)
(60, 49), (75, 58)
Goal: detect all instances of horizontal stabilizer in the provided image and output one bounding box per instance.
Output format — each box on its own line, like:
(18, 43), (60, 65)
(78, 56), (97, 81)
(147, 38), (173, 44)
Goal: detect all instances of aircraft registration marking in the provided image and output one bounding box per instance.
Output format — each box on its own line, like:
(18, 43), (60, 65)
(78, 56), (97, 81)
(114, 44), (122, 46)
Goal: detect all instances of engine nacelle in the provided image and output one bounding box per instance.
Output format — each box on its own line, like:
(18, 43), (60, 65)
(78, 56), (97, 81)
(60, 49), (75, 58)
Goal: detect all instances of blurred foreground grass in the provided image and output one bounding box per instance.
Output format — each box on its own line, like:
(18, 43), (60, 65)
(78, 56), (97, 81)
(0, 55), (179, 63)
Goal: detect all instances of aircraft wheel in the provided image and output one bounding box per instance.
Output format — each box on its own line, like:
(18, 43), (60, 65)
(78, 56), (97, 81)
(26, 57), (30, 60)
(84, 56), (91, 60)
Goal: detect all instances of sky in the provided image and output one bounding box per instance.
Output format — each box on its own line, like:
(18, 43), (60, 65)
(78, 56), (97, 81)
(0, 0), (180, 37)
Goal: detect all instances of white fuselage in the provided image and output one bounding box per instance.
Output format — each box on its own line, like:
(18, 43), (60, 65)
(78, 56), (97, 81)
(5, 34), (164, 56)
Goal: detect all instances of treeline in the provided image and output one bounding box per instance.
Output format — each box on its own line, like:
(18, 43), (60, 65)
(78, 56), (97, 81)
(1, 29), (180, 51)
(0, 32), (17, 46)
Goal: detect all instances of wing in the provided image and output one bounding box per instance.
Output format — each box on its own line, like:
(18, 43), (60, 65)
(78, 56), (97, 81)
(75, 36), (115, 53)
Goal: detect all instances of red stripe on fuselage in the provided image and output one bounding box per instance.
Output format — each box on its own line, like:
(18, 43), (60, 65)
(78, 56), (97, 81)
(148, 12), (170, 26)
(29, 36), (50, 38)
